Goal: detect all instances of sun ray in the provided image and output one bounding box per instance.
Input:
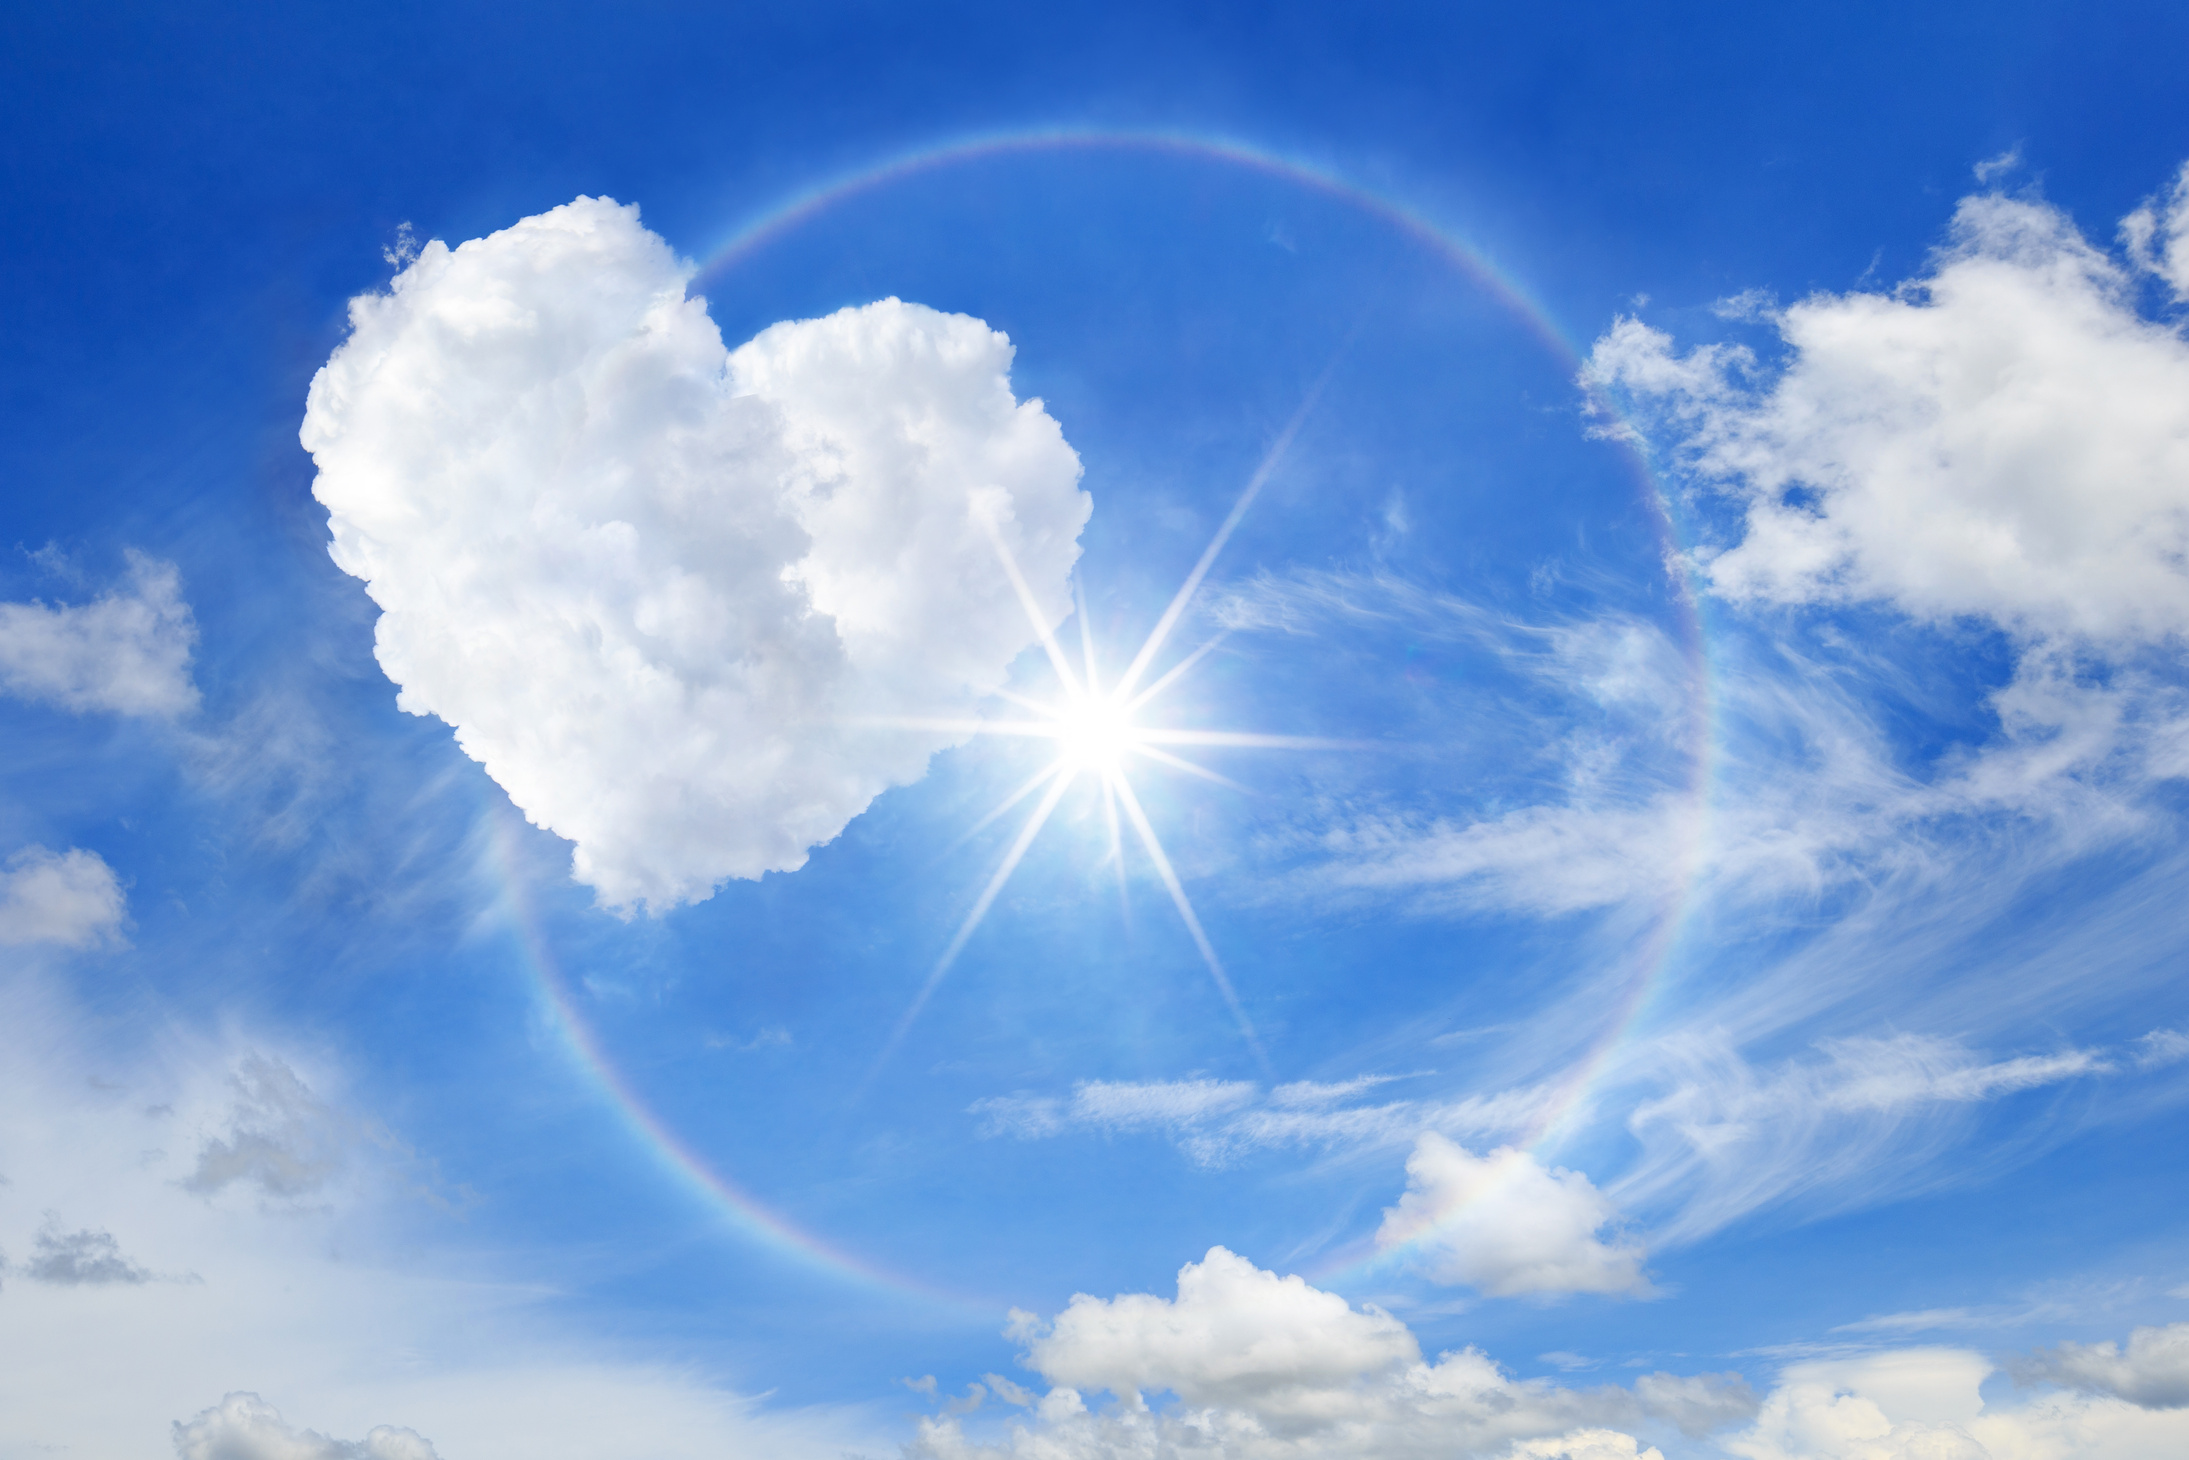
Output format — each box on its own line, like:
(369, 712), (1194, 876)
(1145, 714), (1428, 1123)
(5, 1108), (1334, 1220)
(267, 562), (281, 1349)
(986, 683), (1064, 719)
(866, 766), (1076, 1086)
(1135, 728), (1366, 750)
(1129, 742), (1248, 792)
(1112, 355), (1343, 702)
(1123, 632), (1228, 716)
(1110, 772), (1273, 1077)
(870, 360), (1355, 1081)
(979, 510), (1086, 703)
(947, 758), (1075, 854)
(1076, 578), (1102, 692)
(1101, 774), (1127, 871)
(866, 715), (1057, 737)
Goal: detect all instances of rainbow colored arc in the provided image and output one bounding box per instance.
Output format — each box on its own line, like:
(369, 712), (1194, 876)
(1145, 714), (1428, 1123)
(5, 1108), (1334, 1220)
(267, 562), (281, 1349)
(485, 127), (1717, 1308)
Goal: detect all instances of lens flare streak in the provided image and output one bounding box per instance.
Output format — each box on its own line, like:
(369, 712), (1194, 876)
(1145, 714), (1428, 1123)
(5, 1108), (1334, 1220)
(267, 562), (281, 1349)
(869, 475), (1360, 1083)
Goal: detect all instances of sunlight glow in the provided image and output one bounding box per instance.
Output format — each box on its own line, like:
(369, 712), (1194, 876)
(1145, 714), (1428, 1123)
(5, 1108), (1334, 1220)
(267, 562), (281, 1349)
(864, 366), (1355, 1087)
(1056, 693), (1137, 772)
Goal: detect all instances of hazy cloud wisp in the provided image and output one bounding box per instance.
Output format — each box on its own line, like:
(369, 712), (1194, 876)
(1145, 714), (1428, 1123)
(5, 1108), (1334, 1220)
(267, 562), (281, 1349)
(0, 845), (125, 948)
(0, 550), (198, 718)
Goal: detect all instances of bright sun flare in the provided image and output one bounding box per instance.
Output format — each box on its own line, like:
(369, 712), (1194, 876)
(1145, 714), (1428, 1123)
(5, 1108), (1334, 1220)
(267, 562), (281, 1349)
(1056, 694), (1137, 773)
(868, 386), (1345, 1084)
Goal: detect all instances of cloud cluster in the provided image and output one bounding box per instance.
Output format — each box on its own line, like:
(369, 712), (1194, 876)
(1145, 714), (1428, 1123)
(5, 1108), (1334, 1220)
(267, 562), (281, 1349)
(1376, 1134), (1651, 1298)
(302, 196), (1090, 909)
(971, 1085), (1652, 1299)
(1586, 179), (2189, 649)
(914, 1283), (2189, 1460)
(173, 1393), (439, 1460)
(25, 1220), (153, 1285)
(183, 1054), (358, 1202)
(0, 844), (125, 947)
(1721, 1341), (2189, 1458)
(911, 1247), (1748, 1459)
(0, 550), (199, 717)
(2013, 1322), (2189, 1408)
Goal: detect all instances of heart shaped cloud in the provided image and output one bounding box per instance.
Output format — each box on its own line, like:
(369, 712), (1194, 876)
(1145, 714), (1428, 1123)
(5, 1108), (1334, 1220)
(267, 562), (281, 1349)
(302, 197), (1089, 910)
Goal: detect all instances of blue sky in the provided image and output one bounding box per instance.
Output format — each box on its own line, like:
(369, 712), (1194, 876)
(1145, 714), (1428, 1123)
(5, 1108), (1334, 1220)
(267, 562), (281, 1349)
(4, 4), (2189, 1457)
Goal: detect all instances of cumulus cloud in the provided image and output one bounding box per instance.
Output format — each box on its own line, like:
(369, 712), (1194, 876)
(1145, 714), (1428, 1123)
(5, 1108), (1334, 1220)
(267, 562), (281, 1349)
(1724, 1348), (1993, 1459)
(1585, 174), (2189, 648)
(1722, 1342), (2189, 1458)
(25, 1219), (152, 1285)
(909, 1247), (1747, 1459)
(1018, 1245), (1421, 1409)
(0, 550), (198, 716)
(183, 1055), (354, 1202)
(302, 196), (1089, 910)
(173, 1393), (439, 1460)
(0, 845), (126, 947)
(2012, 1322), (2189, 1408)
(1376, 1134), (1652, 1298)
(1507, 1434), (1662, 1460)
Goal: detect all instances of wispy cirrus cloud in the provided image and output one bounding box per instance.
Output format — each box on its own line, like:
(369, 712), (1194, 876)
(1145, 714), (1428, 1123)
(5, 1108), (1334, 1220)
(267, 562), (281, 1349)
(969, 1074), (1557, 1168)
(1612, 1032), (2116, 1244)
(1193, 191), (2189, 1250)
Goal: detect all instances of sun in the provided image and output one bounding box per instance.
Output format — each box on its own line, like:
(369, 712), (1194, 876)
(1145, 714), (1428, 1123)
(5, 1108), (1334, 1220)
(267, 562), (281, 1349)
(1055, 692), (1138, 774)
(865, 381), (1347, 1083)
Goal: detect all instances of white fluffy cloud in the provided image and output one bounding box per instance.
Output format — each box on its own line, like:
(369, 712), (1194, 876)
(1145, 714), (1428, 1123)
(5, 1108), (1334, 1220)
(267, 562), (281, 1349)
(2013, 1322), (2189, 1408)
(0, 550), (198, 717)
(1376, 1134), (1652, 1298)
(910, 1247), (1747, 1459)
(1723, 1343), (2189, 1459)
(173, 1393), (438, 1460)
(1585, 172), (2189, 648)
(1508, 1434), (1663, 1460)
(302, 196), (1089, 909)
(0, 844), (126, 947)
(1018, 1244), (1421, 1409)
